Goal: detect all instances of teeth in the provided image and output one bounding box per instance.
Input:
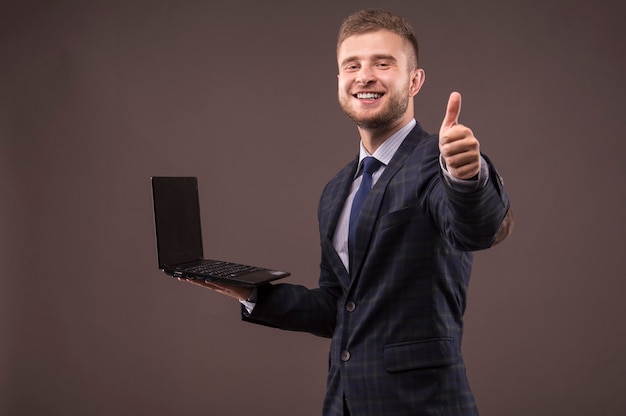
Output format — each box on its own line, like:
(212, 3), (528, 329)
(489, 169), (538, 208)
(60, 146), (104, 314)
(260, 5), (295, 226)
(356, 92), (382, 99)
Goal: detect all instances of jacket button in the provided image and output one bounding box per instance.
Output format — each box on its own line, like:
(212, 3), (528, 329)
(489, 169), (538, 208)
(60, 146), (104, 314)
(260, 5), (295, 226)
(340, 350), (351, 362)
(346, 301), (356, 312)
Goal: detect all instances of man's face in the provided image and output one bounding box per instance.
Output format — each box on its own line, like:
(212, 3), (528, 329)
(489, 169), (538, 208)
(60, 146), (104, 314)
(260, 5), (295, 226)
(337, 30), (423, 131)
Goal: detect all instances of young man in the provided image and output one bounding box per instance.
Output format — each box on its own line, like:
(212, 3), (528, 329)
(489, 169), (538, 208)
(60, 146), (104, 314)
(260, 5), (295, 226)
(191, 9), (513, 416)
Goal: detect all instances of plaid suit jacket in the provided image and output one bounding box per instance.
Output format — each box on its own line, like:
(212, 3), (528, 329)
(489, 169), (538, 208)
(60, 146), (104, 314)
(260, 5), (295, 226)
(244, 123), (511, 415)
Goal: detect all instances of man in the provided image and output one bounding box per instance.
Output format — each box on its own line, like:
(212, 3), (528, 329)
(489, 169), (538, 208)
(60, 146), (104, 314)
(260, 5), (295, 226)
(189, 9), (513, 416)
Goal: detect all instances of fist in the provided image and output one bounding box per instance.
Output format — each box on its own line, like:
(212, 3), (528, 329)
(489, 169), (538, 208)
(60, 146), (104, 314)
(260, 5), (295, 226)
(439, 92), (481, 180)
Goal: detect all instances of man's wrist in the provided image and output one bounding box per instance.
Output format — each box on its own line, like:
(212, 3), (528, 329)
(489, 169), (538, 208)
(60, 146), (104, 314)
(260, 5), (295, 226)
(240, 287), (258, 314)
(439, 154), (489, 191)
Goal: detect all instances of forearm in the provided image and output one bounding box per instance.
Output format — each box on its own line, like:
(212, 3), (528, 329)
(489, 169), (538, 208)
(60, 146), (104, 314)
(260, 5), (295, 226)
(242, 282), (339, 338)
(492, 206), (514, 246)
(432, 155), (512, 251)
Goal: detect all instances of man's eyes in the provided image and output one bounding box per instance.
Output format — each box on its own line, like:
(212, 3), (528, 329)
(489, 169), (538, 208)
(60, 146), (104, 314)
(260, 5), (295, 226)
(344, 62), (391, 71)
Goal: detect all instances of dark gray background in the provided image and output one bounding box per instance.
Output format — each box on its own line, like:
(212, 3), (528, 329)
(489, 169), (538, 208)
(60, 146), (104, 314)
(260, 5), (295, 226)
(2, 0), (624, 415)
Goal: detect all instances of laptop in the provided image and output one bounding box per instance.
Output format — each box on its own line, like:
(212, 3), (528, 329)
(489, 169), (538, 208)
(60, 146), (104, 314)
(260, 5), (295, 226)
(151, 176), (290, 287)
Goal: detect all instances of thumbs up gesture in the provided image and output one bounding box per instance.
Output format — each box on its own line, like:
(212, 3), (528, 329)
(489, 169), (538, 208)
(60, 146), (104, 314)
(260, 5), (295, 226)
(439, 92), (481, 180)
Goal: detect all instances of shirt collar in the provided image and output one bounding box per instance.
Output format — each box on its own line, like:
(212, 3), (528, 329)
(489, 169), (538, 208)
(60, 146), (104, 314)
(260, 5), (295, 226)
(356, 119), (416, 174)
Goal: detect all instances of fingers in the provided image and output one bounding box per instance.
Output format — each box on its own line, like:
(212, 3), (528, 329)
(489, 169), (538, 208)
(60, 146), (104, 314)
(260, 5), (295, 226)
(178, 277), (252, 301)
(439, 92), (480, 180)
(441, 91), (462, 130)
(439, 92), (464, 149)
(440, 125), (476, 155)
(442, 149), (480, 179)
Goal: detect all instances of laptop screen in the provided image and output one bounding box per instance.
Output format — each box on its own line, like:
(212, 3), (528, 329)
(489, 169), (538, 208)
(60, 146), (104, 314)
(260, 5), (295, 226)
(152, 177), (204, 268)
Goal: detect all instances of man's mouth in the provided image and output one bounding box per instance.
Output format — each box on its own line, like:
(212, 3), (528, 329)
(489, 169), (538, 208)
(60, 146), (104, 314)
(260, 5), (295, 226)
(355, 92), (383, 100)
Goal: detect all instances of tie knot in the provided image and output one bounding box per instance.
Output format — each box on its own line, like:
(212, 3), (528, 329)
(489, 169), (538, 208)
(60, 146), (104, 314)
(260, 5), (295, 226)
(361, 157), (382, 175)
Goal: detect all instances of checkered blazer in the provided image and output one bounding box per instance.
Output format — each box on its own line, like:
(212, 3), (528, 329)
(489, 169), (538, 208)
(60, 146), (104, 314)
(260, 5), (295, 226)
(244, 123), (511, 415)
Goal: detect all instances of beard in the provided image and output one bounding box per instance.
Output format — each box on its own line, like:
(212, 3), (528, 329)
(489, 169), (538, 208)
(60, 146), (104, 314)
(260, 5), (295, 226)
(339, 88), (410, 130)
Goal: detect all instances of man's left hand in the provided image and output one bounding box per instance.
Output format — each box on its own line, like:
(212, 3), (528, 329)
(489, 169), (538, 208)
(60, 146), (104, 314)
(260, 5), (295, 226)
(439, 92), (481, 180)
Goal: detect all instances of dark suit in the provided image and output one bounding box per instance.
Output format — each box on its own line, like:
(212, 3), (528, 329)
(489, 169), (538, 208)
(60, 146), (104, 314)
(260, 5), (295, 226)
(244, 123), (511, 415)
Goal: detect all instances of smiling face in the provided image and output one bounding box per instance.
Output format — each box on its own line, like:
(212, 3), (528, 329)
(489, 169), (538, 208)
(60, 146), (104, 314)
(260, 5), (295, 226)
(337, 30), (424, 134)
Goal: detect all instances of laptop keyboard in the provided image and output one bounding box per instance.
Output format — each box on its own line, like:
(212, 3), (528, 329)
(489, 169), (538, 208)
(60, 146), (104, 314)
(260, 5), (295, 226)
(187, 261), (265, 278)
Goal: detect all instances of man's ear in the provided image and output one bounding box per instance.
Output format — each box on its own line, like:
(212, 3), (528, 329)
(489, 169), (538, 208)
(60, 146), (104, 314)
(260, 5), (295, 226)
(409, 68), (425, 97)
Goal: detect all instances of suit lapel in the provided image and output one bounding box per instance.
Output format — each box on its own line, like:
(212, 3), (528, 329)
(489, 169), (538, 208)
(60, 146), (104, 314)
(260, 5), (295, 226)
(349, 131), (422, 281)
(318, 123), (429, 288)
(319, 158), (357, 288)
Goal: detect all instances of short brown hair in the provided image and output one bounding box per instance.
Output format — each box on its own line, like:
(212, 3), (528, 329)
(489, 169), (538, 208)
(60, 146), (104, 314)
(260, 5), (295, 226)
(337, 9), (420, 68)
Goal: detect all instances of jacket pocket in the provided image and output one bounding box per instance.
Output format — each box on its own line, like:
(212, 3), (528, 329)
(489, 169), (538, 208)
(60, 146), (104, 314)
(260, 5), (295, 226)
(378, 206), (412, 230)
(383, 338), (460, 373)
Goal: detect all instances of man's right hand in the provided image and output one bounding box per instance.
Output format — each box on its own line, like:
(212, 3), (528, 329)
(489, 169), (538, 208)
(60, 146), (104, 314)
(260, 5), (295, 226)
(179, 278), (254, 302)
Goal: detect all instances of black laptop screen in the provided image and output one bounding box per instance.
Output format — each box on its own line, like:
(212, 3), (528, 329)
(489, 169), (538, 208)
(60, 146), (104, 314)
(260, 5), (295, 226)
(152, 177), (204, 268)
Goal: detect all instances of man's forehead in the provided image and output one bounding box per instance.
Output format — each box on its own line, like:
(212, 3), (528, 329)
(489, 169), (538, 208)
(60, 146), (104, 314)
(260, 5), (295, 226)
(337, 30), (407, 60)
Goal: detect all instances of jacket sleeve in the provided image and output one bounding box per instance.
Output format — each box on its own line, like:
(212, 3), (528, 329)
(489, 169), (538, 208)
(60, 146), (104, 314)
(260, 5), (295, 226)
(241, 258), (341, 338)
(426, 153), (512, 251)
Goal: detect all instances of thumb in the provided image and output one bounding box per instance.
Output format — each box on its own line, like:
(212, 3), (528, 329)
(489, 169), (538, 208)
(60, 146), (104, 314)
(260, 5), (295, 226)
(441, 91), (462, 131)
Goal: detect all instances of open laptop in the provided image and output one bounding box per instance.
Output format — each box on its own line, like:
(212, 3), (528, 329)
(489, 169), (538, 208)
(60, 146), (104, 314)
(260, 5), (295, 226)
(151, 176), (290, 287)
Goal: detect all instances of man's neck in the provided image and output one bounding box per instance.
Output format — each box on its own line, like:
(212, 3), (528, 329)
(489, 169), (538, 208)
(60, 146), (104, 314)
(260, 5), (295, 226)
(357, 116), (413, 154)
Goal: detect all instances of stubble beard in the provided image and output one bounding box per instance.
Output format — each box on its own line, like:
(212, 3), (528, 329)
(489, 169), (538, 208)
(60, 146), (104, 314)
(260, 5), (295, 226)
(339, 89), (409, 130)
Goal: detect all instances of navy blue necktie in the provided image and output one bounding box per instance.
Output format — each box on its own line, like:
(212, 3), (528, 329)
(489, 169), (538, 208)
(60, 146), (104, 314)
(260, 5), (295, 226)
(349, 157), (382, 252)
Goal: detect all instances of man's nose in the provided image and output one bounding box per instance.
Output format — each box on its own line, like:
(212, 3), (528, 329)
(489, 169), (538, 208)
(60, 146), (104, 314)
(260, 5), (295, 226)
(355, 66), (375, 85)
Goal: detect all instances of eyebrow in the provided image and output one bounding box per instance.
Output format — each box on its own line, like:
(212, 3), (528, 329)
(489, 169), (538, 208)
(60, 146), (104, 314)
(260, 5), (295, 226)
(340, 54), (398, 68)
